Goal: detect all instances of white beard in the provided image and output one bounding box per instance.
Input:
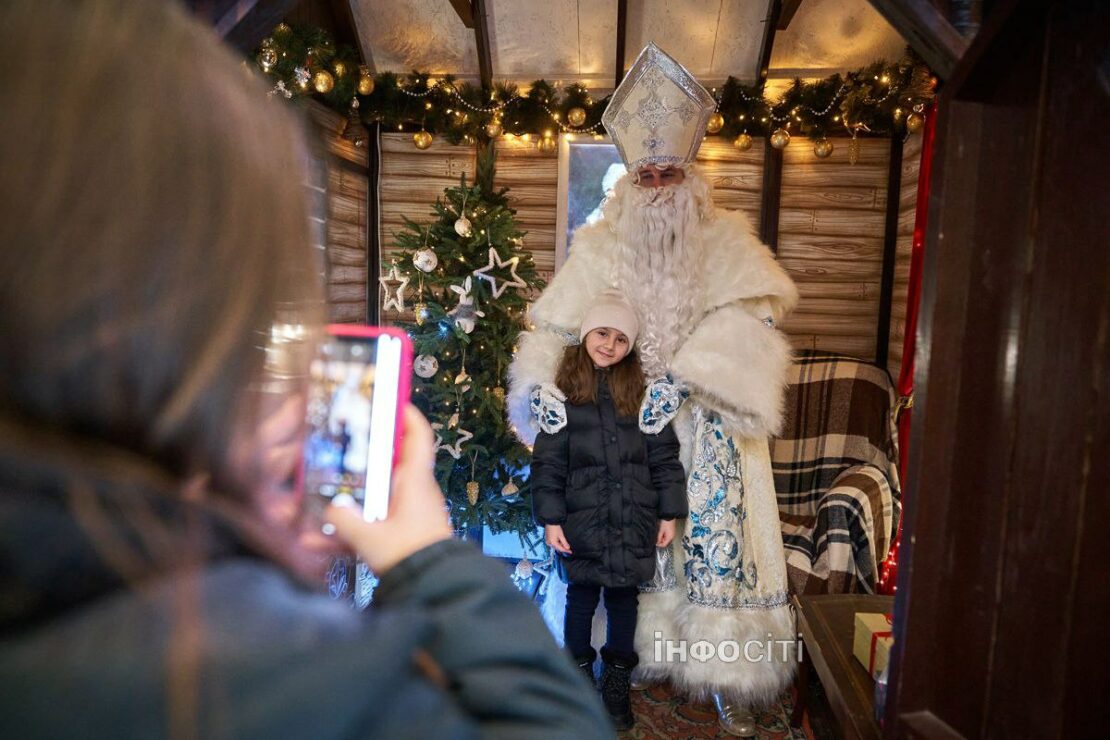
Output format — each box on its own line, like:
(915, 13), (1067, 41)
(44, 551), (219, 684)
(605, 173), (711, 377)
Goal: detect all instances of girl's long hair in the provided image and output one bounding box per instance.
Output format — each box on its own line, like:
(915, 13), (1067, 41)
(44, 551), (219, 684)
(555, 344), (645, 418)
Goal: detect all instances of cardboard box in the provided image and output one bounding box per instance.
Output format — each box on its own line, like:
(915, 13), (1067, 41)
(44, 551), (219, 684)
(852, 612), (894, 680)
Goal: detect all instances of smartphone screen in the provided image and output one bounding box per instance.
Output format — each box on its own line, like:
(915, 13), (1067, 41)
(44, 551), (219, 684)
(302, 331), (404, 525)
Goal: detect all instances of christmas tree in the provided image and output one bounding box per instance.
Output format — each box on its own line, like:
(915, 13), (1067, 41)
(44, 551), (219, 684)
(388, 143), (544, 541)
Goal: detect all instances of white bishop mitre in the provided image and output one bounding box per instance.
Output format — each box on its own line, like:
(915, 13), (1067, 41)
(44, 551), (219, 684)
(601, 42), (716, 170)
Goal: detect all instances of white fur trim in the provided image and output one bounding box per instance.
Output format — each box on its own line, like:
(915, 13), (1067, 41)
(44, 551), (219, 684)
(698, 210), (799, 322)
(507, 329), (566, 445)
(636, 598), (798, 706)
(670, 305), (794, 438)
(530, 221), (613, 329)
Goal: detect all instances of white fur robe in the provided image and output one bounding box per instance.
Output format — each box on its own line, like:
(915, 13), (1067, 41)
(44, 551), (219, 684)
(509, 207), (800, 707)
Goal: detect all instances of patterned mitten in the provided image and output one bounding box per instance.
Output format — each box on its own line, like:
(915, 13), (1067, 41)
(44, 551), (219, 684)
(639, 374), (690, 434)
(529, 383), (568, 434)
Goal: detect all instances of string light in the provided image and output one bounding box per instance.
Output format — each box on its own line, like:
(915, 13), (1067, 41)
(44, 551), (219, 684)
(541, 104), (603, 134)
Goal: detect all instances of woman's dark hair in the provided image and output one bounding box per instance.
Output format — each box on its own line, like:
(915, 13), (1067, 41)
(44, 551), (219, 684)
(554, 343), (645, 418)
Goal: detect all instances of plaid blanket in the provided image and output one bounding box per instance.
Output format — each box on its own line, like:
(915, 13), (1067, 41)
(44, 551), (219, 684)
(770, 351), (901, 594)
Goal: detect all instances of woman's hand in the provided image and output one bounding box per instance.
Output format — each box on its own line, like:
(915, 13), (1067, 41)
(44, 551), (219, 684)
(656, 518), (676, 548)
(325, 405), (454, 575)
(545, 523), (572, 555)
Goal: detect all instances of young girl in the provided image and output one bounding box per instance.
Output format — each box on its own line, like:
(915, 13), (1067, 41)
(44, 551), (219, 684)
(530, 290), (687, 730)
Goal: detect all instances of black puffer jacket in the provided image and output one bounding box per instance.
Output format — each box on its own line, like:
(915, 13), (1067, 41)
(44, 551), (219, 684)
(531, 372), (687, 587)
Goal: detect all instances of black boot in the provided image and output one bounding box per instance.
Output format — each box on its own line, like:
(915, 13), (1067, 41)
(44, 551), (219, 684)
(572, 648), (597, 689)
(600, 646), (638, 731)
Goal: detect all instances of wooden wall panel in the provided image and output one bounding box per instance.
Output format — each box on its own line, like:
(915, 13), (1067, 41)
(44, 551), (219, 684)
(777, 137), (890, 360)
(492, 137), (559, 284)
(305, 101), (369, 323)
(694, 138), (766, 227)
(378, 135), (475, 278)
(325, 162), (368, 322)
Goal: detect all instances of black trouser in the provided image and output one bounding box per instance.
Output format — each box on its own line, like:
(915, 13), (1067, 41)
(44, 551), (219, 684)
(564, 583), (639, 660)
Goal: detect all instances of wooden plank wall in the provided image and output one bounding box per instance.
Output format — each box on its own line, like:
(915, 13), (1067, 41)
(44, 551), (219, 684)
(305, 101), (370, 322)
(375, 133), (921, 361)
(379, 136), (476, 267)
(888, 134), (923, 381)
(495, 138), (558, 283)
(777, 138), (891, 360)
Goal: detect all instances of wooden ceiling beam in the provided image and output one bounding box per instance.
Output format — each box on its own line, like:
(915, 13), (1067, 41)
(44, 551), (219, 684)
(865, 0), (969, 79)
(756, 0), (784, 87)
(615, 0), (628, 88)
(325, 0), (362, 56)
(777, 0), (804, 29)
(213, 0), (301, 53)
(473, 0), (493, 89)
(448, 0), (475, 28)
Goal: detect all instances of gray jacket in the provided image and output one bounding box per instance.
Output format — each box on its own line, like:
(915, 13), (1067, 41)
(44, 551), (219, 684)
(0, 511), (612, 739)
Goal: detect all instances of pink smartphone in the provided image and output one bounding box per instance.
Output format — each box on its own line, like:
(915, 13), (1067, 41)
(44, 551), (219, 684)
(300, 325), (413, 527)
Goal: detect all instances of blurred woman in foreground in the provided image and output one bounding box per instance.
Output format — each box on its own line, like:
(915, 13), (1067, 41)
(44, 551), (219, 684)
(0, 1), (609, 737)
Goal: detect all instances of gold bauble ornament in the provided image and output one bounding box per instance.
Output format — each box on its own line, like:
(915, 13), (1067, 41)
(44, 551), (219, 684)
(733, 133), (753, 151)
(332, 60), (348, 78)
(706, 111), (725, 134)
(485, 120), (503, 138)
(813, 138), (834, 158)
(413, 302), (428, 326)
(770, 128), (791, 149)
(538, 136), (557, 154)
(359, 66), (377, 96)
(273, 22), (292, 37)
(413, 130), (433, 150)
(466, 480), (480, 505)
(312, 70), (335, 94)
(257, 48), (277, 72)
(492, 386), (506, 403)
(906, 112), (925, 134)
(567, 107), (587, 127)
(501, 479), (519, 497)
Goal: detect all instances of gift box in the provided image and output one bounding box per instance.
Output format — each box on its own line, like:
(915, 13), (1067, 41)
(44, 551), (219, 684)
(852, 612), (894, 680)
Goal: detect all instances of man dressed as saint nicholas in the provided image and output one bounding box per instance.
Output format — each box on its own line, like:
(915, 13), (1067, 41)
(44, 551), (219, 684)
(509, 43), (800, 736)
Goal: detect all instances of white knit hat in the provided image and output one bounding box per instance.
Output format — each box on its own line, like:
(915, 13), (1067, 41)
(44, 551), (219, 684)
(579, 289), (639, 345)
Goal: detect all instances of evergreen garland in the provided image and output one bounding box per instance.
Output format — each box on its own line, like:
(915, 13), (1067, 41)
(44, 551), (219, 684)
(256, 24), (936, 145)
